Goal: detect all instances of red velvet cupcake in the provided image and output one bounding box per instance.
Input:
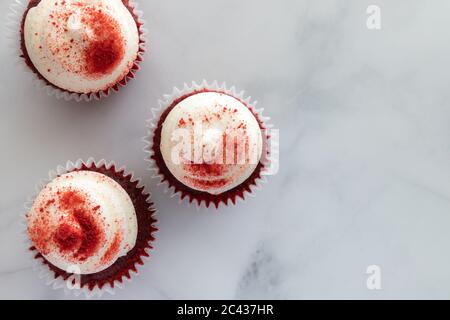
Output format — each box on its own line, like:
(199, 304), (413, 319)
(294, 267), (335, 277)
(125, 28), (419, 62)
(10, 0), (146, 101)
(145, 81), (273, 208)
(25, 159), (157, 297)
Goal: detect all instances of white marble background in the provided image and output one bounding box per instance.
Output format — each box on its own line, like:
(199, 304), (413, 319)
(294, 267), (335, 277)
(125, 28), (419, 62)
(0, 0), (449, 300)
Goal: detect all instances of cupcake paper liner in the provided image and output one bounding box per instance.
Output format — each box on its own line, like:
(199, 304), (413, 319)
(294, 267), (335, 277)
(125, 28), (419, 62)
(6, 0), (147, 102)
(23, 158), (158, 298)
(144, 80), (275, 209)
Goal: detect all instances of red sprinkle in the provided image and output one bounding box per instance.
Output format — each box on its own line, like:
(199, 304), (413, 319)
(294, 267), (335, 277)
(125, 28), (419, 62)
(59, 190), (85, 210)
(29, 222), (52, 256)
(58, 190), (104, 261)
(29, 189), (104, 263)
(178, 118), (186, 127)
(182, 163), (232, 190)
(100, 232), (122, 265)
(84, 39), (124, 76)
(82, 7), (125, 77)
(71, 207), (102, 261)
(184, 163), (228, 178)
(54, 223), (81, 252)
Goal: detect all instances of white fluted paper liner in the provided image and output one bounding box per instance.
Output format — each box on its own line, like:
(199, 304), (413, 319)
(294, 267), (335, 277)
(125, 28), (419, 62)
(6, 0), (147, 102)
(22, 158), (158, 299)
(143, 80), (275, 209)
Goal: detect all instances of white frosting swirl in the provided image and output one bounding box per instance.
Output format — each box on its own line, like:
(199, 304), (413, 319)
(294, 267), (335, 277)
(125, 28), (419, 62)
(27, 171), (138, 275)
(23, 0), (139, 93)
(160, 92), (263, 195)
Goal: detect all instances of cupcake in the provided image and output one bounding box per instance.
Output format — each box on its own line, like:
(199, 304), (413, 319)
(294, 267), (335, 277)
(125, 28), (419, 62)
(146, 81), (272, 208)
(18, 0), (145, 101)
(25, 159), (157, 297)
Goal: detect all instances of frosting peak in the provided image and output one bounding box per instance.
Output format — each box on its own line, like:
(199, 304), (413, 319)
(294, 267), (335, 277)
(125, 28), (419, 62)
(160, 92), (263, 195)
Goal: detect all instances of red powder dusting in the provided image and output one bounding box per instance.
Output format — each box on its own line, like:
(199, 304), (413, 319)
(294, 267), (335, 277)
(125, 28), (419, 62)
(59, 190), (85, 210)
(182, 163), (236, 191)
(28, 193), (60, 255)
(54, 223), (81, 252)
(84, 38), (124, 76)
(71, 208), (103, 261)
(178, 118), (186, 127)
(82, 7), (125, 78)
(100, 232), (122, 265)
(51, 189), (104, 262)
(29, 223), (52, 256)
(184, 164), (229, 178)
(185, 176), (230, 190)
(178, 127), (251, 191)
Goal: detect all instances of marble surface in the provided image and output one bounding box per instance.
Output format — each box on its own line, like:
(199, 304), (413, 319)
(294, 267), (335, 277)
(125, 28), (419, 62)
(1, 0), (450, 300)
